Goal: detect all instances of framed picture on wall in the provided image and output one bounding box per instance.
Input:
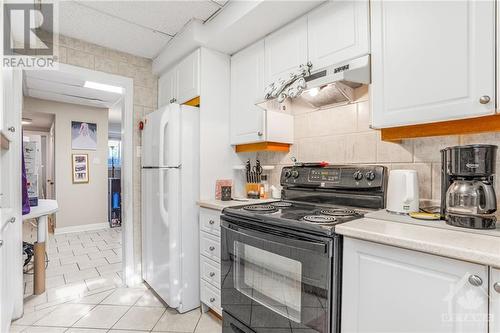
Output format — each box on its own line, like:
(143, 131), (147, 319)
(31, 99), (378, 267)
(72, 154), (89, 184)
(71, 121), (97, 150)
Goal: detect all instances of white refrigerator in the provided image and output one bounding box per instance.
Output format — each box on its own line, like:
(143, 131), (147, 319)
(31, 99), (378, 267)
(141, 103), (200, 313)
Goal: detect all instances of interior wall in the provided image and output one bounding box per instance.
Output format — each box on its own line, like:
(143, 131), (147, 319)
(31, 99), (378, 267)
(257, 91), (500, 212)
(23, 96), (109, 230)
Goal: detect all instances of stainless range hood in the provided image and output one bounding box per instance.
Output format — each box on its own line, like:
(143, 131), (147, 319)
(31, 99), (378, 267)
(257, 55), (370, 109)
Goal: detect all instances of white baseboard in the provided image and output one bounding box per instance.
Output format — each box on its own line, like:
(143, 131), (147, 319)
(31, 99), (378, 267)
(54, 222), (109, 235)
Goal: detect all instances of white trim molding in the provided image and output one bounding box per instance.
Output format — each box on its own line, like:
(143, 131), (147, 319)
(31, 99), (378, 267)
(54, 222), (110, 235)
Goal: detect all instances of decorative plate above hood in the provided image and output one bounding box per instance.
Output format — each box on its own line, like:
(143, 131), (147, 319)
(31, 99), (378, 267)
(257, 55), (371, 109)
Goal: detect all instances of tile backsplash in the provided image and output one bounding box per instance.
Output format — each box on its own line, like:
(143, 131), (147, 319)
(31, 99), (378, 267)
(257, 94), (500, 207)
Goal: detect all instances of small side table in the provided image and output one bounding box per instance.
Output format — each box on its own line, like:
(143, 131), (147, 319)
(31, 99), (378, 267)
(22, 199), (58, 295)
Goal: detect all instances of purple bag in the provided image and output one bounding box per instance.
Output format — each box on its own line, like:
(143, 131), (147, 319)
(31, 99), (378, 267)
(22, 141), (30, 215)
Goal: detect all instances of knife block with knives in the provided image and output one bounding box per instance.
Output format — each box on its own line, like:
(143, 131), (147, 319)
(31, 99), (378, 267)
(245, 159), (264, 199)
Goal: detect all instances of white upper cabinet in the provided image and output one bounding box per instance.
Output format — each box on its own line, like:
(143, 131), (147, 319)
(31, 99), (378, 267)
(371, 0), (496, 128)
(158, 49), (200, 107)
(176, 49), (200, 104)
(230, 41), (266, 145)
(308, 0), (369, 70)
(264, 17), (308, 85)
(158, 69), (176, 107)
(342, 238), (489, 333)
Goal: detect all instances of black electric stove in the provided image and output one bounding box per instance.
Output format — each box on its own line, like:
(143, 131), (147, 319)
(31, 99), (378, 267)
(221, 164), (388, 333)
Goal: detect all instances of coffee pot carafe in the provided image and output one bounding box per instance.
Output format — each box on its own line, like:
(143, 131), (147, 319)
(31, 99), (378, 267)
(441, 144), (498, 229)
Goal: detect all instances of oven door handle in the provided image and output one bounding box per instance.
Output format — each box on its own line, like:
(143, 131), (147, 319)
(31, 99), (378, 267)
(221, 222), (328, 254)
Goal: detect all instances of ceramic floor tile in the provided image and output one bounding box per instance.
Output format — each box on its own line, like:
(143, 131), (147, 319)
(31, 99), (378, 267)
(22, 326), (68, 333)
(112, 306), (165, 330)
(153, 308), (202, 332)
(73, 305), (130, 329)
(95, 262), (122, 275)
(85, 273), (123, 291)
(108, 330), (149, 333)
(101, 288), (146, 306)
(34, 303), (94, 327)
(71, 288), (115, 304)
(88, 249), (115, 260)
(12, 306), (57, 326)
(64, 268), (99, 283)
(65, 329), (108, 333)
(60, 254), (91, 266)
(9, 325), (28, 332)
(77, 258), (108, 270)
(46, 281), (89, 302)
(134, 290), (165, 307)
(195, 313), (222, 333)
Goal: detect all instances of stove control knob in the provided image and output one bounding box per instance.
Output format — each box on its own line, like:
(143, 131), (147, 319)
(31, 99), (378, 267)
(365, 171), (376, 181)
(284, 170), (292, 178)
(353, 170), (363, 181)
(291, 170), (300, 179)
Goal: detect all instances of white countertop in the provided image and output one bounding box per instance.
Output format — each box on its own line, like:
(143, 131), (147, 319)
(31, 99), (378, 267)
(22, 199), (58, 220)
(197, 198), (277, 211)
(335, 210), (500, 268)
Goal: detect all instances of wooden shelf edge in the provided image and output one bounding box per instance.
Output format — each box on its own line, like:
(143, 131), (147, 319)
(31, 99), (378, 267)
(183, 96), (200, 107)
(381, 114), (500, 142)
(1, 132), (10, 150)
(235, 142), (291, 153)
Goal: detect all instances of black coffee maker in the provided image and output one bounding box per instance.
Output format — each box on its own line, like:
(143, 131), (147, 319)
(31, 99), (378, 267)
(441, 144), (498, 229)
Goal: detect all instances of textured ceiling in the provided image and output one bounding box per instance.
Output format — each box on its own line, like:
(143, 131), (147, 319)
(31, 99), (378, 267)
(52, 0), (226, 58)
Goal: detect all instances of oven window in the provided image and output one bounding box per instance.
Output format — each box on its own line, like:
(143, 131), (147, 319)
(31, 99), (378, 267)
(234, 241), (302, 322)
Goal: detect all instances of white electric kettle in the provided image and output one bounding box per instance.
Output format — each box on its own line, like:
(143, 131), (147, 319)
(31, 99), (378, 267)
(386, 170), (419, 214)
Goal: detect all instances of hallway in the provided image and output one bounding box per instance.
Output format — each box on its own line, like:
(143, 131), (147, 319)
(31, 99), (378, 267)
(10, 227), (221, 333)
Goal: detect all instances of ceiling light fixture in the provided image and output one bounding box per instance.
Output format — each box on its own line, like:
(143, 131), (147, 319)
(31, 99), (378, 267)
(22, 118), (33, 125)
(84, 81), (123, 94)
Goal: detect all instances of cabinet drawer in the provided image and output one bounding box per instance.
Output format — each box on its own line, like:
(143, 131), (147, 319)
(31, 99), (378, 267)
(201, 279), (221, 315)
(200, 208), (220, 236)
(200, 231), (220, 262)
(201, 255), (221, 289)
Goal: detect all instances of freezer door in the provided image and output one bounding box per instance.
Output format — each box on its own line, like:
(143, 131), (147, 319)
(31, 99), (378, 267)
(141, 167), (181, 307)
(142, 104), (181, 167)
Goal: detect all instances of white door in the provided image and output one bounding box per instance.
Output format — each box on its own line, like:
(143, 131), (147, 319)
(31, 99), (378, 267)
(158, 69), (177, 107)
(308, 0), (369, 70)
(46, 123), (55, 199)
(230, 41), (266, 145)
(0, 68), (23, 330)
(264, 17), (308, 85)
(371, 0), (496, 128)
(342, 238), (489, 333)
(491, 268), (500, 333)
(176, 49), (200, 104)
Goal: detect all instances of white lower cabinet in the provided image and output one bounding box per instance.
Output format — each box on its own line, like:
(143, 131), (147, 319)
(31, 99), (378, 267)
(491, 268), (500, 333)
(342, 238), (489, 333)
(199, 207), (222, 315)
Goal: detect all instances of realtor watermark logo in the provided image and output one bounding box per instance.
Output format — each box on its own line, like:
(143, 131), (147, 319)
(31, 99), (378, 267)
(2, 2), (58, 69)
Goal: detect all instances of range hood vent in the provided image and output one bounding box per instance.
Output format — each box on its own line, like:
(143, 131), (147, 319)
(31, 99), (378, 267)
(257, 55), (370, 109)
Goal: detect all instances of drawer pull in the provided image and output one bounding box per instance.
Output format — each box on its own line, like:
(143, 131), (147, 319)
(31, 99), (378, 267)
(209, 246), (215, 251)
(8, 217), (15, 224)
(209, 272), (215, 277)
(209, 219), (215, 225)
(210, 297), (216, 303)
(494, 282), (500, 293)
(468, 275), (483, 287)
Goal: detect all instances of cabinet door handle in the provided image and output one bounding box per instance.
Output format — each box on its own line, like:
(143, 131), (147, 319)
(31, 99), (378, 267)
(7, 126), (15, 132)
(257, 131), (263, 137)
(209, 219), (215, 225)
(0, 240), (3, 247)
(209, 297), (215, 303)
(209, 272), (215, 277)
(8, 217), (15, 224)
(468, 275), (483, 287)
(479, 95), (491, 104)
(494, 282), (500, 293)
(209, 246), (215, 251)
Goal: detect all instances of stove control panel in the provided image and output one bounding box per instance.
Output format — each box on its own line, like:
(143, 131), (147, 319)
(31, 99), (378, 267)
(281, 165), (387, 189)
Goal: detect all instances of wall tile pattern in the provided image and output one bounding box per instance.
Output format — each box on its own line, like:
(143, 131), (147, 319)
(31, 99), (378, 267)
(258, 94), (500, 210)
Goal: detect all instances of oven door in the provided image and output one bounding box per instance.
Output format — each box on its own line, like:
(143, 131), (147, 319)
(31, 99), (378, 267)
(221, 216), (338, 333)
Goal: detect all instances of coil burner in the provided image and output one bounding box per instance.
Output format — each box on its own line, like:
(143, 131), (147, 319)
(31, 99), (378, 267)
(303, 215), (337, 224)
(243, 205), (278, 213)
